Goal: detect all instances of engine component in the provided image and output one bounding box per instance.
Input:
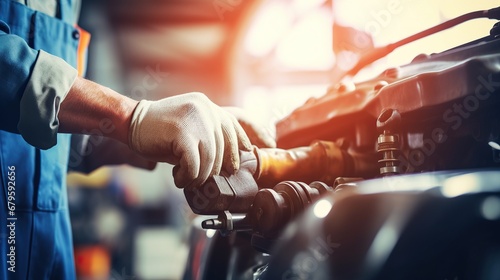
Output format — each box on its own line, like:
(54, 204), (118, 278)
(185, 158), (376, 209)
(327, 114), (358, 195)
(248, 181), (332, 239)
(183, 149), (258, 215)
(201, 211), (251, 236)
(376, 109), (402, 176)
(200, 180), (333, 252)
(260, 170), (500, 280)
(276, 14), (500, 150)
(254, 141), (377, 187)
(184, 142), (377, 215)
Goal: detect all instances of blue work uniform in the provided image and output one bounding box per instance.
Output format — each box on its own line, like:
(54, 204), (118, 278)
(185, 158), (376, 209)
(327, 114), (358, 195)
(0, 0), (86, 278)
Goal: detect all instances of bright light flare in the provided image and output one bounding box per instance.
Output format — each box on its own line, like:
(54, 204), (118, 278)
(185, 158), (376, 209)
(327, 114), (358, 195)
(206, 229), (216, 238)
(292, 0), (326, 12)
(368, 222), (398, 260)
(276, 10), (334, 70)
(481, 196), (500, 220)
(488, 141), (500, 150)
(313, 199), (333, 218)
(244, 2), (292, 57)
(442, 174), (481, 198)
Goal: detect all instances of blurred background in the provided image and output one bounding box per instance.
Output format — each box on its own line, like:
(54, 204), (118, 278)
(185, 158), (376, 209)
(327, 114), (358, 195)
(68, 0), (497, 279)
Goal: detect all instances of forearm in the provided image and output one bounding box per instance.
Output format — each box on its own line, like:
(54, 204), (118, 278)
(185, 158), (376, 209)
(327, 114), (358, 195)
(59, 76), (139, 145)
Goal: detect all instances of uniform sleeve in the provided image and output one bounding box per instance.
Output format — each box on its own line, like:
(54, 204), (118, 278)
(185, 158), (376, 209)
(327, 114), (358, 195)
(0, 20), (77, 149)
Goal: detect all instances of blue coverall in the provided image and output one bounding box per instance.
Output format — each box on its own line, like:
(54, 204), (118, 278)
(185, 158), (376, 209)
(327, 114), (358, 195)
(0, 0), (85, 278)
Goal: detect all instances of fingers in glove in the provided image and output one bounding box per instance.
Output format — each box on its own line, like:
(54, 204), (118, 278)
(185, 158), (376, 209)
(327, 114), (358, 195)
(223, 106), (276, 148)
(208, 124), (224, 177)
(221, 114), (241, 174)
(193, 138), (218, 188)
(239, 122), (276, 148)
(231, 115), (252, 152)
(172, 139), (201, 188)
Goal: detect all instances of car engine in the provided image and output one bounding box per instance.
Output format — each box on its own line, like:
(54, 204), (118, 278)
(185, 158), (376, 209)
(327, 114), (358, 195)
(183, 5), (500, 280)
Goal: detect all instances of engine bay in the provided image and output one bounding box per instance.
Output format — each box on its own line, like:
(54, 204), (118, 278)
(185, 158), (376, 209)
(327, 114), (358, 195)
(183, 6), (500, 280)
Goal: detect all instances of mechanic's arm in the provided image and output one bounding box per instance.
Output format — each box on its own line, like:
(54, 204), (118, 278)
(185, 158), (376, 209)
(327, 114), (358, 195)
(59, 77), (137, 144)
(0, 20), (259, 188)
(59, 77), (252, 188)
(68, 105), (276, 175)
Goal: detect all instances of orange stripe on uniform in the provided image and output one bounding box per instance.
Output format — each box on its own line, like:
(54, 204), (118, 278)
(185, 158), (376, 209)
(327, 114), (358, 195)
(75, 26), (91, 77)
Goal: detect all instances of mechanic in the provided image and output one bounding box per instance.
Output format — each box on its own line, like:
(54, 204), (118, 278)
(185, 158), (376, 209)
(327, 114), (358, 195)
(0, 0), (273, 278)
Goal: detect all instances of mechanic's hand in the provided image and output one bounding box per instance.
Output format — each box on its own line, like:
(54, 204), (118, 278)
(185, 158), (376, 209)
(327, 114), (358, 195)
(223, 107), (276, 148)
(128, 92), (252, 188)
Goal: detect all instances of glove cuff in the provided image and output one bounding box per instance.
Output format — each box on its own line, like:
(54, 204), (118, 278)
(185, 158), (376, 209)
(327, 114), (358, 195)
(128, 99), (153, 153)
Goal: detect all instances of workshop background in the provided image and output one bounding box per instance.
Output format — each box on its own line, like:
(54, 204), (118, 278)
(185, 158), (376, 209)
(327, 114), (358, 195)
(67, 0), (494, 279)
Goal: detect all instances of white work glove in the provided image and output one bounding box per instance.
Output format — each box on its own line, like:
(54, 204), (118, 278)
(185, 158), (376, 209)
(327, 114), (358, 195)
(223, 107), (276, 148)
(128, 92), (252, 188)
